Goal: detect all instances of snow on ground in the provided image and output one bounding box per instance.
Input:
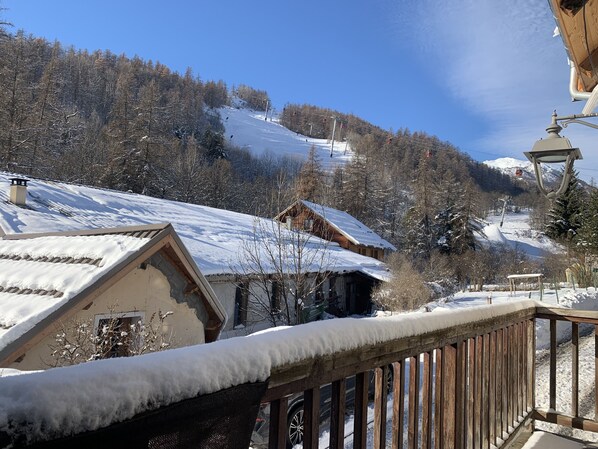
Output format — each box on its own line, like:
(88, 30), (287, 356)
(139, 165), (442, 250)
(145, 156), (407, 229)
(522, 431), (588, 449)
(219, 105), (353, 170)
(480, 210), (562, 259)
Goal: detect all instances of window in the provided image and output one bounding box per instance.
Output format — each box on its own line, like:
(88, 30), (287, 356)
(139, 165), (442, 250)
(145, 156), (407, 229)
(234, 282), (249, 327)
(270, 281), (281, 311)
(327, 274), (337, 302)
(94, 312), (144, 359)
(315, 274), (325, 304)
(303, 218), (314, 231)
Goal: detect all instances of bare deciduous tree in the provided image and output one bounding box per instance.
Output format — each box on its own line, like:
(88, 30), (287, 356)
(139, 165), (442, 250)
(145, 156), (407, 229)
(234, 217), (335, 327)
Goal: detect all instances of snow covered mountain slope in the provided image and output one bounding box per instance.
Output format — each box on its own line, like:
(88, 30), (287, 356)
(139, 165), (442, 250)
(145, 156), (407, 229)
(478, 210), (561, 259)
(218, 105), (353, 170)
(483, 157), (562, 187)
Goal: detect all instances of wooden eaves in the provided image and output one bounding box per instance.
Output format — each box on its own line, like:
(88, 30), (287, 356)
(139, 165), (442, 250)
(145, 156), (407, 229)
(550, 0), (598, 93)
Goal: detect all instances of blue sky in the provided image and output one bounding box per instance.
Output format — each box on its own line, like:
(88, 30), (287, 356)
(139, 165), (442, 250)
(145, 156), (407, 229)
(3, 0), (597, 180)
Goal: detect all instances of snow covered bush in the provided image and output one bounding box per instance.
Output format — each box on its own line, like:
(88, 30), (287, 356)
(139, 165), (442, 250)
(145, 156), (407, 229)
(45, 309), (174, 367)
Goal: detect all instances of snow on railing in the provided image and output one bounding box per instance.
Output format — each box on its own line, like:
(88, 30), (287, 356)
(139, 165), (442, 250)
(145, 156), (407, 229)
(0, 300), (539, 446)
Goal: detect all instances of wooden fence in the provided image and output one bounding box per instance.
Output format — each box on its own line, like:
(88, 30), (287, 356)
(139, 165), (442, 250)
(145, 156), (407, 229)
(4, 304), (598, 449)
(262, 306), (537, 449)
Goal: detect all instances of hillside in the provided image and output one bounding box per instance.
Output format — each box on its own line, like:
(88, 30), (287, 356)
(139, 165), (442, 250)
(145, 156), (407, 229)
(218, 105), (353, 170)
(0, 29), (538, 261)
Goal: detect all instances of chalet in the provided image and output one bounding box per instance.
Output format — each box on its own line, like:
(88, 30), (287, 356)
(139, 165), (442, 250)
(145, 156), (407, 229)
(0, 173), (390, 339)
(275, 200), (396, 261)
(0, 223), (226, 371)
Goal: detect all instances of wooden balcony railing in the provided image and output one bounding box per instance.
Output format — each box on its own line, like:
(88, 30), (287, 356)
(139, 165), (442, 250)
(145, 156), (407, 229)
(2, 302), (598, 449)
(262, 304), (537, 449)
(533, 306), (598, 435)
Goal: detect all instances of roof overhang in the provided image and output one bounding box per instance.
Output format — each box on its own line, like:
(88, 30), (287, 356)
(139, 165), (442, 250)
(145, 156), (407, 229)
(550, 0), (598, 93)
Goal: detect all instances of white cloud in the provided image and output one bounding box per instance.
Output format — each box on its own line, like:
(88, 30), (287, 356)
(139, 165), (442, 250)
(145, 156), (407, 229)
(390, 0), (598, 181)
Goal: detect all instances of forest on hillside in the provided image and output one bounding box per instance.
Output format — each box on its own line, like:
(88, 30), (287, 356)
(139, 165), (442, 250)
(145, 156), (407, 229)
(1, 27), (567, 291)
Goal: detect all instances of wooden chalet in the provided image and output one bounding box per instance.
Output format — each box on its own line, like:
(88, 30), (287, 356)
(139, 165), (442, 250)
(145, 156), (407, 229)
(275, 200), (396, 261)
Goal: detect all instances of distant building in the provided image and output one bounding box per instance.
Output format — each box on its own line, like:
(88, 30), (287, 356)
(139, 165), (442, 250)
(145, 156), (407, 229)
(275, 200), (397, 261)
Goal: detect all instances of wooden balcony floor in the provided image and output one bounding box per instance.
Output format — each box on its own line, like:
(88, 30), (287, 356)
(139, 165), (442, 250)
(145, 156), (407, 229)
(520, 431), (598, 449)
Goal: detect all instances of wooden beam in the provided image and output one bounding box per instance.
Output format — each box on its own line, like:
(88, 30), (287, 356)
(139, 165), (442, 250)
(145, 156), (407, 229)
(391, 361), (405, 449)
(374, 366), (389, 449)
(533, 409), (598, 432)
(329, 378), (346, 449)
(353, 372), (369, 449)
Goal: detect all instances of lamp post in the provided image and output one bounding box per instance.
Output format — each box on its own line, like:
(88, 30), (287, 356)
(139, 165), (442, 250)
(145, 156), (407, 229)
(524, 110), (598, 198)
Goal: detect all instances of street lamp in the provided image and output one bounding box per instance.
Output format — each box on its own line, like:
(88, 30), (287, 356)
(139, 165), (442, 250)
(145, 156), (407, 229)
(524, 110), (598, 198)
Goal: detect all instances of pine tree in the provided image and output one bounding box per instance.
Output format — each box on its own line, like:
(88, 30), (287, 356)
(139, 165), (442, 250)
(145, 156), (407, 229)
(545, 171), (585, 242)
(577, 188), (598, 254)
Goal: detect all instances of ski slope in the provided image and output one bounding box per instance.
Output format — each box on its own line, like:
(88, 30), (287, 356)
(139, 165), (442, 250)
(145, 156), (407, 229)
(219, 105), (353, 170)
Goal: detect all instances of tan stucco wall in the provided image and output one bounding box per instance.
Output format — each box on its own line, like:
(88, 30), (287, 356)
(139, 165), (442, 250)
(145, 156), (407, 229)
(11, 265), (204, 371)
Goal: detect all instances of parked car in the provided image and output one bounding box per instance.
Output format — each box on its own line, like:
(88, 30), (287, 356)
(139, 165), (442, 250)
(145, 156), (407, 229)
(252, 367), (393, 448)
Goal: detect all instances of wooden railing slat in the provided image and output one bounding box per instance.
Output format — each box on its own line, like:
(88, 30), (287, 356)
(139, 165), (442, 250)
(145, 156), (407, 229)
(353, 371), (369, 449)
(467, 339), (475, 449)
(482, 333), (489, 449)
(421, 352), (433, 449)
(489, 331), (496, 446)
(509, 324), (515, 426)
(595, 326), (598, 422)
(435, 348), (444, 449)
(502, 326), (508, 438)
(522, 321), (528, 413)
(408, 355), (420, 449)
(550, 319), (557, 411)
(572, 322), (579, 418)
(518, 321), (524, 421)
(375, 365), (390, 449)
(455, 340), (467, 449)
(517, 321), (527, 417)
(303, 387), (320, 449)
(475, 335), (482, 448)
(527, 319), (535, 412)
(330, 378), (346, 449)
(442, 344), (457, 449)
(496, 328), (504, 441)
(267, 397), (288, 449)
(392, 361), (405, 449)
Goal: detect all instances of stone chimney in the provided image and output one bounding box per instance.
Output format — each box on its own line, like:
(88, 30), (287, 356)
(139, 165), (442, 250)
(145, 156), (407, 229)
(9, 178), (28, 206)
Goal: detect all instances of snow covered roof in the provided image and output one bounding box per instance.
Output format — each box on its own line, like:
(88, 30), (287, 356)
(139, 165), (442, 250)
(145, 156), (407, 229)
(279, 200), (397, 251)
(0, 223), (226, 364)
(0, 172), (390, 281)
